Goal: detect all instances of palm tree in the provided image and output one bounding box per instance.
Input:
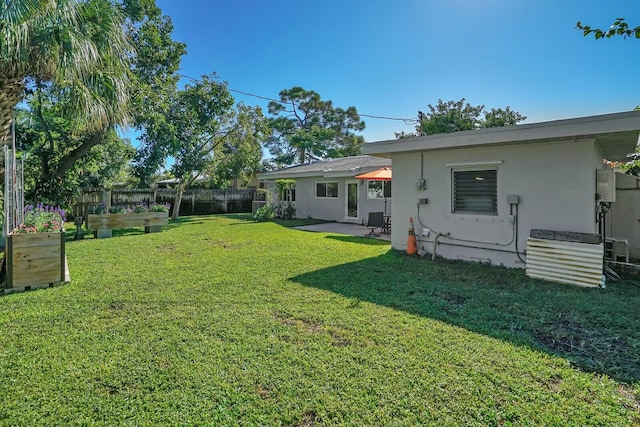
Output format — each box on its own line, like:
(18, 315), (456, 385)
(0, 0), (131, 145)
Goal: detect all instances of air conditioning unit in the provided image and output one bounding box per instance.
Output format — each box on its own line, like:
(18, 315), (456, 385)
(605, 238), (629, 263)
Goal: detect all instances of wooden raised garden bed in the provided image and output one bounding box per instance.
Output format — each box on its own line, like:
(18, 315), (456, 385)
(5, 231), (66, 290)
(86, 212), (169, 238)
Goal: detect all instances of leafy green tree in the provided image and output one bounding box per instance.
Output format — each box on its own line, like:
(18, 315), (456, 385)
(205, 103), (270, 188)
(125, 1), (185, 138)
(266, 87), (365, 166)
(5, 0), (185, 208)
(398, 99), (526, 138)
(0, 0), (131, 145)
(134, 74), (269, 219)
(15, 98), (136, 207)
(482, 106), (527, 128)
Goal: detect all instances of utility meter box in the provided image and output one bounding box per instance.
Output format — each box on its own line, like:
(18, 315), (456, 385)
(596, 169), (616, 203)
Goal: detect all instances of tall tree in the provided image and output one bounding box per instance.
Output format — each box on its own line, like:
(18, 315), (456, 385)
(0, 0), (131, 145)
(134, 74), (269, 219)
(5, 0), (186, 207)
(15, 97), (136, 207)
(205, 103), (270, 189)
(124, 1), (185, 135)
(399, 99), (526, 138)
(266, 87), (365, 166)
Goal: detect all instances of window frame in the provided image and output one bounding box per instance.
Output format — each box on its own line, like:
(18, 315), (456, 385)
(366, 180), (392, 200)
(315, 181), (339, 199)
(451, 167), (498, 216)
(283, 186), (296, 202)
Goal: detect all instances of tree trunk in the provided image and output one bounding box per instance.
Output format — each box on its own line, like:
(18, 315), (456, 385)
(172, 180), (185, 220)
(0, 78), (25, 144)
(54, 128), (107, 179)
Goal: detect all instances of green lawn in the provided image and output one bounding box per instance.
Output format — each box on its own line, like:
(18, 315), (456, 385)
(2, 214), (639, 426)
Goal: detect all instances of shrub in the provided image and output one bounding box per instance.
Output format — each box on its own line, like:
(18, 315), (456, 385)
(283, 203), (296, 220)
(149, 202), (171, 213)
(133, 203), (148, 213)
(12, 204), (65, 233)
(254, 205), (275, 222)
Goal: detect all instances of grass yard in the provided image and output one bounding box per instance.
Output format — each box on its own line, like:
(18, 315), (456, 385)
(1, 214), (639, 426)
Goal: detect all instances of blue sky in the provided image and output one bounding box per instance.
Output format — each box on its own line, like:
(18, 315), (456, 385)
(155, 0), (640, 142)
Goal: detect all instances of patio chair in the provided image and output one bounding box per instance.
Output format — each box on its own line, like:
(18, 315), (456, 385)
(363, 212), (385, 237)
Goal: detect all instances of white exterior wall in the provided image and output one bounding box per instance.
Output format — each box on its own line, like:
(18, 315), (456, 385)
(290, 177), (389, 222)
(390, 139), (601, 268)
(608, 173), (640, 259)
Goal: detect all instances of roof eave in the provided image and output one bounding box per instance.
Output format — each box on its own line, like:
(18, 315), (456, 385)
(363, 111), (640, 157)
(258, 165), (386, 180)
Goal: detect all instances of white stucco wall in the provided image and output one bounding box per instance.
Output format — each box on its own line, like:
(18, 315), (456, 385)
(608, 173), (640, 259)
(389, 139), (602, 268)
(290, 177), (390, 222)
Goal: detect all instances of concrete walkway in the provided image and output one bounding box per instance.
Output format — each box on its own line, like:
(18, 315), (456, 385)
(293, 222), (391, 242)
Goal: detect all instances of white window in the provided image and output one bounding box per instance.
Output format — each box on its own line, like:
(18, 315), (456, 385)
(452, 169), (497, 215)
(316, 181), (338, 198)
(280, 186), (295, 202)
(285, 188), (296, 202)
(367, 180), (392, 199)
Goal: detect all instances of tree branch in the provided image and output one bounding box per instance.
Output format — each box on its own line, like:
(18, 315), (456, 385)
(54, 127), (108, 180)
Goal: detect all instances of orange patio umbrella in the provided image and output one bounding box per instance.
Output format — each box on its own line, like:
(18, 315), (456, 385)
(355, 167), (392, 180)
(356, 167), (392, 215)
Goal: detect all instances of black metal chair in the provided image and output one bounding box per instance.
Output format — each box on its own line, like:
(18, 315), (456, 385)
(363, 212), (385, 236)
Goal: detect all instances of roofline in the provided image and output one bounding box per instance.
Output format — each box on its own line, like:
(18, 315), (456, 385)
(257, 165), (384, 180)
(363, 110), (640, 156)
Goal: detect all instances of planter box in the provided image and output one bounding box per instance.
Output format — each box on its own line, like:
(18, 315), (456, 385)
(86, 212), (169, 238)
(5, 232), (66, 289)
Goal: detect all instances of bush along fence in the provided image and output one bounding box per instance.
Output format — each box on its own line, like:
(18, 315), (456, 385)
(75, 188), (258, 220)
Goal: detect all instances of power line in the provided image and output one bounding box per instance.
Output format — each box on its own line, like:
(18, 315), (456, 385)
(176, 73), (417, 125)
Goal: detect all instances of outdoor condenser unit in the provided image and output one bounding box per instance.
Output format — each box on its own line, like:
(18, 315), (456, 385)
(605, 238), (630, 263)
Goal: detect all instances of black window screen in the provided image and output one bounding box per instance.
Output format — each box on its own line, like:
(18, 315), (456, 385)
(453, 169), (497, 214)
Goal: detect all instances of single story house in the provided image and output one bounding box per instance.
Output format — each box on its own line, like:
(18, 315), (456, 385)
(257, 155), (392, 222)
(363, 111), (640, 269)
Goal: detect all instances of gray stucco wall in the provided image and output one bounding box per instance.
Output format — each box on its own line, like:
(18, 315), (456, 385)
(289, 176), (390, 222)
(389, 138), (601, 268)
(608, 173), (640, 258)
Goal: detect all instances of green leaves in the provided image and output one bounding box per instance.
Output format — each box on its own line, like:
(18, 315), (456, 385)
(266, 87), (365, 166)
(135, 74), (269, 192)
(0, 0), (132, 143)
(413, 98), (526, 137)
(577, 17), (640, 40)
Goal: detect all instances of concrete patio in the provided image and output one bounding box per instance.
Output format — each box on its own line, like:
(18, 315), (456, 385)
(293, 222), (391, 241)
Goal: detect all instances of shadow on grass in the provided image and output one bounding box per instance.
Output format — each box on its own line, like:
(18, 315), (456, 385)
(324, 235), (390, 246)
(224, 215), (332, 228)
(164, 217), (205, 231)
(63, 216), (207, 242)
(291, 250), (640, 384)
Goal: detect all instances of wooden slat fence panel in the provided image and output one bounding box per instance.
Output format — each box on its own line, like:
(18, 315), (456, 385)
(76, 188), (255, 219)
(110, 189), (155, 210)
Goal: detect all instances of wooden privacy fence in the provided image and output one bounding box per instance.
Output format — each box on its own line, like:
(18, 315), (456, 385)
(75, 188), (256, 219)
